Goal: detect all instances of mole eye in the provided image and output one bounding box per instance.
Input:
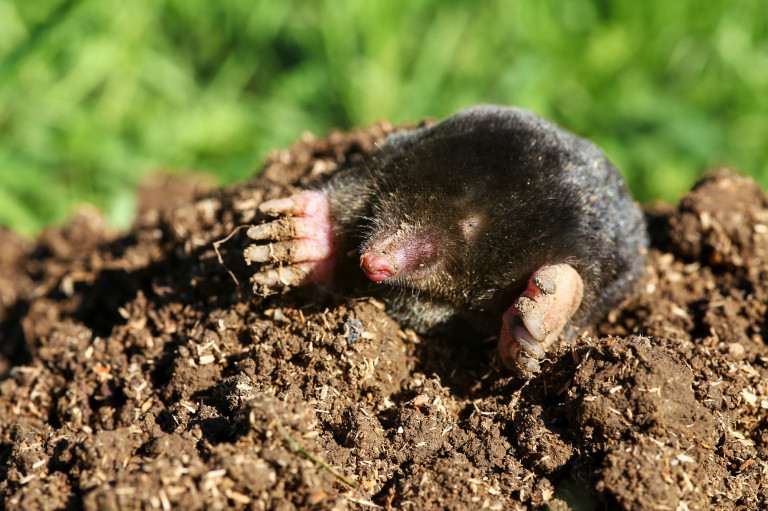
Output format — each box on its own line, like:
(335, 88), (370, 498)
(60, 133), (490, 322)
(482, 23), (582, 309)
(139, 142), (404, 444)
(459, 215), (481, 238)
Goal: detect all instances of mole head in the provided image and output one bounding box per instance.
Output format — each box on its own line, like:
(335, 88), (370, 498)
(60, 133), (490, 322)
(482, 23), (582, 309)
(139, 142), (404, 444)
(359, 153), (494, 295)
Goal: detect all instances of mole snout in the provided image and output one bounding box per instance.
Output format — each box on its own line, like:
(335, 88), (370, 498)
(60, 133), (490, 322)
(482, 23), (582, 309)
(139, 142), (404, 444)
(360, 252), (395, 282)
(360, 227), (438, 283)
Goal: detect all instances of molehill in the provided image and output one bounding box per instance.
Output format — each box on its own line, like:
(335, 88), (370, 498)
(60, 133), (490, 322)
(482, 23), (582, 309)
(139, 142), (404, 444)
(0, 121), (766, 510)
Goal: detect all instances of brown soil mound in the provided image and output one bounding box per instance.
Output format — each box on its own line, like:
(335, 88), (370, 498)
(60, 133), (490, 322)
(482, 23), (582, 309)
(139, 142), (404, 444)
(1, 123), (767, 510)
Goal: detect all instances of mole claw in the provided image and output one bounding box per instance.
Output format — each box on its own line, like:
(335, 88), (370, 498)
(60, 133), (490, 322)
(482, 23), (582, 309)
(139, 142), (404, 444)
(258, 197), (297, 216)
(244, 245), (272, 263)
(251, 269), (280, 287)
(513, 325), (546, 359)
(251, 265), (311, 288)
(522, 315), (547, 342)
(248, 240), (331, 264)
(246, 224), (267, 240)
(519, 356), (541, 375)
(533, 273), (556, 294)
(514, 296), (535, 315)
(247, 221), (288, 241)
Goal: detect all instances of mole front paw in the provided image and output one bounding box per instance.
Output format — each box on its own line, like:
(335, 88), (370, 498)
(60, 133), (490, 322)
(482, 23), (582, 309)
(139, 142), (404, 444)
(244, 191), (336, 295)
(497, 264), (584, 377)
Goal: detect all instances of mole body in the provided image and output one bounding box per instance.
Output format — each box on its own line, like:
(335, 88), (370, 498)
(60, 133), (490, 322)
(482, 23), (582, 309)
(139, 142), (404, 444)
(245, 105), (648, 377)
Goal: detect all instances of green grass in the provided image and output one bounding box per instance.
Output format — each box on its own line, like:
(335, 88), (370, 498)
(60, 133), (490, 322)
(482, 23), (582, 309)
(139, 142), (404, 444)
(1, 0), (766, 235)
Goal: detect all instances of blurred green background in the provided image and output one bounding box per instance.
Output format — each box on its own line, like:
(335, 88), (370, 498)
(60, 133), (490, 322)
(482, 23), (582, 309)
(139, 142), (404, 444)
(1, 0), (766, 236)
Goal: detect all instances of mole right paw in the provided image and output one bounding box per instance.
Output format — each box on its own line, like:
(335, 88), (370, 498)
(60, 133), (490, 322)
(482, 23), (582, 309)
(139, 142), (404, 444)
(497, 263), (584, 378)
(244, 191), (336, 295)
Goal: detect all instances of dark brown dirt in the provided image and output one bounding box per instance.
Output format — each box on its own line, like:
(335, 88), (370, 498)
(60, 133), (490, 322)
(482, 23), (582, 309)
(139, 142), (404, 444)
(1, 122), (767, 511)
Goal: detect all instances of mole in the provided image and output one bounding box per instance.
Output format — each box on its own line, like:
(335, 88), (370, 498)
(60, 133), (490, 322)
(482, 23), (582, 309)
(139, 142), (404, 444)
(244, 105), (648, 377)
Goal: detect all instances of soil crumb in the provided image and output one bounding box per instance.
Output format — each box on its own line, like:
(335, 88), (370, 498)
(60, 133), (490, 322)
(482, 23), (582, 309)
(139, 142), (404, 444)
(1, 123), (767, 510)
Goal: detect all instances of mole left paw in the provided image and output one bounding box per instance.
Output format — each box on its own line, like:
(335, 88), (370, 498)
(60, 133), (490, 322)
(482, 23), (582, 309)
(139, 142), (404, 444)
(498, 263), (584, 377)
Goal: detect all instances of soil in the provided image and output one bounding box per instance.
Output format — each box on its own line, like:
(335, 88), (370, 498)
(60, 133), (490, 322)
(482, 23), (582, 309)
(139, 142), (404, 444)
(1, 122), (767, 510)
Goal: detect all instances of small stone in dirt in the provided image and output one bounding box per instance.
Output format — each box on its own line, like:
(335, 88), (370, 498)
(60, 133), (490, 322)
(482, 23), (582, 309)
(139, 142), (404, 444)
(344, 318), (363, 344)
